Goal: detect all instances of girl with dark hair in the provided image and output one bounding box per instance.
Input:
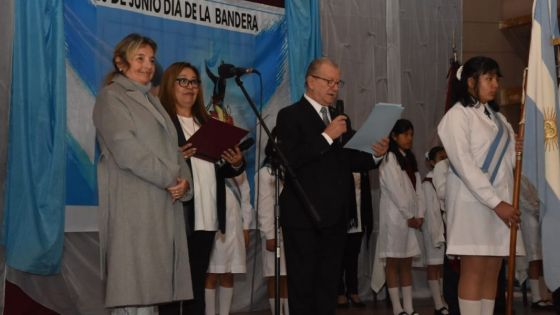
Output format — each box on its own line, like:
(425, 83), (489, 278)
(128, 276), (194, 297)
(378, 119), (425, 315)
(421, 146), (449, 315)
(437, 56), (524, 315)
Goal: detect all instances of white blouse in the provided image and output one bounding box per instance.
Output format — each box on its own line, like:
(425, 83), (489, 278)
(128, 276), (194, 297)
(178, 115), (218, 231)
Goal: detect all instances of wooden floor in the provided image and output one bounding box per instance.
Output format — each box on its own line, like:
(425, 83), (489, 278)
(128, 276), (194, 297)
(234, 297), (557, 315)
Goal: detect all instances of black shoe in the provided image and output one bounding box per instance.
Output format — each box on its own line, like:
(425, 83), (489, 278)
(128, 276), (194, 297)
(398, 312), (409, 315)
(336, 296), (349, 308)
(336, 301), (349, 308)
(349, 296), (366, 308)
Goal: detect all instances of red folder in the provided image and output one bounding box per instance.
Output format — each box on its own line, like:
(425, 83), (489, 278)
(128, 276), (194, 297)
(186, 118), (249, 163)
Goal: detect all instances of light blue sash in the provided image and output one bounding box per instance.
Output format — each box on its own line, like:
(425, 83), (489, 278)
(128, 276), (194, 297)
(450, 107), (511, 184)
(225, 177), (243, 205)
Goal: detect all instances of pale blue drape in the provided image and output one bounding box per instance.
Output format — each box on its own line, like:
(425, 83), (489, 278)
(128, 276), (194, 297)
(2, 0), (66, 275)
(286, 0), (322, 101)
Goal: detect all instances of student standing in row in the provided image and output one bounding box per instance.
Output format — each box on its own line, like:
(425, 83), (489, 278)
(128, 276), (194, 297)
(205, 171), (253, 315)
(421, 146), (449, 315)
(256, 130), (290, 315)
(437, 56), (524, 315)
(378, 119), (425, 315)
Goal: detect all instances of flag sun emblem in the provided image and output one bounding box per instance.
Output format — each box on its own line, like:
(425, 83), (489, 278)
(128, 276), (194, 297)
(544, 108), (558, 151)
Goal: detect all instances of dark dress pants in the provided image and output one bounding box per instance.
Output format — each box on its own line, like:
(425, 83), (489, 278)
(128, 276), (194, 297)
(283, 221), (346, 315)
(338, 232), (363, 296)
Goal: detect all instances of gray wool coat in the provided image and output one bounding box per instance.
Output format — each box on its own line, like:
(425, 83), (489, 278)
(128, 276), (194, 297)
(93, 75), (194, 308)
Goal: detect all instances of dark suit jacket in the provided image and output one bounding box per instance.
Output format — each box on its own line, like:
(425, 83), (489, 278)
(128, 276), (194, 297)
(170, 116), (245, 234)
(276, 97), (378, 229)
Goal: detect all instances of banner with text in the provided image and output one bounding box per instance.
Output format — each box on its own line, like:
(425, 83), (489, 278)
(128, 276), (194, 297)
(64, 0), (288, 231)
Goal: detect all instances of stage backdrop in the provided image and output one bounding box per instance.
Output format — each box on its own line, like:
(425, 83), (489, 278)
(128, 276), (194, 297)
(64, 0), (289, 231)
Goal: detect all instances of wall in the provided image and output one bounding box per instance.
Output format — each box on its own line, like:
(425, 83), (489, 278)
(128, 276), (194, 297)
(463, 0), (529, 130)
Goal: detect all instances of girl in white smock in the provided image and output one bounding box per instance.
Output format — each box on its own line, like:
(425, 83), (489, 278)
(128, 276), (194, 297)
(256, 151), (289, 315)
(206, 171), (253, 315)
(421, 146), (449, 315)
(437, 56), (524, 315)
(378, 119), (425, 315)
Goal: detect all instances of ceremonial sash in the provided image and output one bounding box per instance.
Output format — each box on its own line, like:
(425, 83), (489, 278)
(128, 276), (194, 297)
(450, 109), (511, 184)
(225, 177), (243, 205)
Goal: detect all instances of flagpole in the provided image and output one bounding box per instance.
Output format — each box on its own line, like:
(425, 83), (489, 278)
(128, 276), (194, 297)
(506, 67), (527, 315)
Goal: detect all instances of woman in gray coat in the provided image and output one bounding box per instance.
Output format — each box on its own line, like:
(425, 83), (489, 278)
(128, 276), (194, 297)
(93, 33), (194, 314)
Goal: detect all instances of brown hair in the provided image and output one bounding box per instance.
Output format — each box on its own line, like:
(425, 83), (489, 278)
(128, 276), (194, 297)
(159, 62), (210, 125)
(103, 33), (158, 86)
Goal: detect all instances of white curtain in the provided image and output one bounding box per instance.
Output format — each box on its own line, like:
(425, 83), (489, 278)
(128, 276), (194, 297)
(320, 0), (462, 300)
(3, 1), (462, 313)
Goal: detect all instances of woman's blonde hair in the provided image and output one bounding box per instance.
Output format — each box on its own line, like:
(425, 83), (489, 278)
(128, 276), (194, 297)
(159, 62), (209, 125)
(103, 33), (157, 86)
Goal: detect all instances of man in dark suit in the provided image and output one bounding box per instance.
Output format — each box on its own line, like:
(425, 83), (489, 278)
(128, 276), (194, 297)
(275, 57), (388, 315)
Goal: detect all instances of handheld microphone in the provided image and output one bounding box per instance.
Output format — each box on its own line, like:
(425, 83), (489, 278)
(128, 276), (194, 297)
(216, 137), (255, 167)
(335, 99), (344, 116)
(218, 63), (259, 79)
(334, 100), (353, 144)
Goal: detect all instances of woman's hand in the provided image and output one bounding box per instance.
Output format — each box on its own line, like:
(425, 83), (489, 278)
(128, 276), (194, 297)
(221, 146), (243, 168)
(167, 177), (189, 202)
(179, 143), (197, 159)
(493, 201), (521, 228)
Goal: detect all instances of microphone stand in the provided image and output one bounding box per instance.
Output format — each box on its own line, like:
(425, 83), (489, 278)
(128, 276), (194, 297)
(271, 156), (282, 315)
(233, 74), (321, 315)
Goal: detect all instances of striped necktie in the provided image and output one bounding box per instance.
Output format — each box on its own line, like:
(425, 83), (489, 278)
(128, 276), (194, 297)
(320, 106), (330, 125)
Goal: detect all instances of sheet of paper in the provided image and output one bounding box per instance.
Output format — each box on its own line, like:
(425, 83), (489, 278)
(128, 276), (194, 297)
(344, 103), (403, 153)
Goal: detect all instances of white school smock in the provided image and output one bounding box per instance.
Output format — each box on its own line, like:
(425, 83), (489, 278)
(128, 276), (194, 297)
(420, 172), (446, 265)
(255, 166), (287, 277)
(377, 151), (425, 258)
(437, 102), (524, 256)
(207, 172), (252, 273)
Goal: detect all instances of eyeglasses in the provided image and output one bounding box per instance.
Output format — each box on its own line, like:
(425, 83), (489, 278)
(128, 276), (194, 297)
(176, 78), (201, 88)
(311, 75), (345, 88)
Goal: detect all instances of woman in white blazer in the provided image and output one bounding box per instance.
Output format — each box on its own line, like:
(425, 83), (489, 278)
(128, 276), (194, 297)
(378, 119), (425, 315)
(437, 56), (524, 315)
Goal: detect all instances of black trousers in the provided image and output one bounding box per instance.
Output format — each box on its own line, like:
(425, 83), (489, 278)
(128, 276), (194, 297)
(283, 222), (346, 315)
(442, 255), (460, 315)
(338, 232), (363, 296)
(159, 230), (216, 315)
(183, 230), (216, 315)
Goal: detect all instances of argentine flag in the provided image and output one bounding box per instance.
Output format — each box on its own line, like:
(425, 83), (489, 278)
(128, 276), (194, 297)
(523, 0), (560, 291)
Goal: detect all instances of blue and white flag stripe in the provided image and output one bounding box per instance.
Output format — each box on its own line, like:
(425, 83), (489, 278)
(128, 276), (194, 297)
(523, 0), (560, 291)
